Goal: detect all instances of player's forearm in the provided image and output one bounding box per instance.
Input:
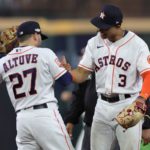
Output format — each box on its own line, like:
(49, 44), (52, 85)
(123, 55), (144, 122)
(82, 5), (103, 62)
(70, 69), (86, 83)
(70, 67), (90, 83)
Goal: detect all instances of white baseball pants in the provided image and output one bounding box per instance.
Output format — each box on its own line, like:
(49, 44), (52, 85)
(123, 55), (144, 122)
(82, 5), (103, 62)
(16, 103), (74, 150)
(91, 94), (142, 150)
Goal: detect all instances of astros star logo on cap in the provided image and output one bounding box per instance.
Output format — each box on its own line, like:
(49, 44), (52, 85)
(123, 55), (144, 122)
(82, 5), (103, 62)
(100, 12), (105, 19)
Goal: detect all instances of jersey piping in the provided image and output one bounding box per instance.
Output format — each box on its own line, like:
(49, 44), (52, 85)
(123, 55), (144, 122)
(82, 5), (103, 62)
(104, 34), (135, 93)
(8, 47), (34, 55)
(79, 64), (93, 72)
(54, 69), (67, 80)
(140, 68), (150, 75)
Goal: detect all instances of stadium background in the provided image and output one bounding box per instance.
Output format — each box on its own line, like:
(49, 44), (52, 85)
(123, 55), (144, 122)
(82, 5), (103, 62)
(0, 0), (150, 149)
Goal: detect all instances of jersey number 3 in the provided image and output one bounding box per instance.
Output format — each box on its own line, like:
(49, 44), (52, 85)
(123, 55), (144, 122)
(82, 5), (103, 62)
(118, 74), (126, 87)
(9, 68), (37, 99)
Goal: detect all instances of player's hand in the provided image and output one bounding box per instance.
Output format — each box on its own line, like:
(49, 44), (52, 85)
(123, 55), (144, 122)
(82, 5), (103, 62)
(61, 91), (73, 102)
(60, 56), (72, 71)
(142, 129), (150, 145)
(66, 123), (74, 139)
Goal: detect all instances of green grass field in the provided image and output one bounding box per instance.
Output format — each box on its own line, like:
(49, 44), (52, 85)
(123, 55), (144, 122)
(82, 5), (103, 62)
(141, 142), (150, 150)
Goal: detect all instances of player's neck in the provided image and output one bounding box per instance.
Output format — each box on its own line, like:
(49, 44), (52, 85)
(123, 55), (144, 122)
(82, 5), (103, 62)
(19, 41), (36, 47)
(111, 29), (126, 42)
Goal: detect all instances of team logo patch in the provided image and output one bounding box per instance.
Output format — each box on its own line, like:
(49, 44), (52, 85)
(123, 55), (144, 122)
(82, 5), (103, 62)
(147, 55), (150, 64)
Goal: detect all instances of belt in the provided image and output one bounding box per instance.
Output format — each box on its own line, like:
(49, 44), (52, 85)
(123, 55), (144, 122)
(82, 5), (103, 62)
(100, 94), (131, 103)
(16, 103), (48, 113)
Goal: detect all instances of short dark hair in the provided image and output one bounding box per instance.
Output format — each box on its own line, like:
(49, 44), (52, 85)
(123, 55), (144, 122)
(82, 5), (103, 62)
(18, 34), (32, 43)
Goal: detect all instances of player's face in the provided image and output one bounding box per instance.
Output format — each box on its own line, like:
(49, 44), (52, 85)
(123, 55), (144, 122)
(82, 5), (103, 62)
(99, 26), (119, 42)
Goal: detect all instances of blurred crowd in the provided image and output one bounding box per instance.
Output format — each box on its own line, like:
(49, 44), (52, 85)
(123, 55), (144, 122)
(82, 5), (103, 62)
(0, 0), (150, 18)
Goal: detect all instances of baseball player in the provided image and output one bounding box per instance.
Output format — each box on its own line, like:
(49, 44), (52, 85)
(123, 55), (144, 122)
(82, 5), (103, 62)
(0, 21), (74, 150)
(61, 4), (150, 150)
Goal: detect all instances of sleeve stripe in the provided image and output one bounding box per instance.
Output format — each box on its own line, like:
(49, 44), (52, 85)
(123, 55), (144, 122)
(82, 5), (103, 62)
(54, 69), (67, 80)
(140, 68), (150, 75)
(78, 64), (93, 72)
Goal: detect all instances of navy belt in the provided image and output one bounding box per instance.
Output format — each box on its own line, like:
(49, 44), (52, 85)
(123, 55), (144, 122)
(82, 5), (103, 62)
(16, 103), (48, 113)
(101, 94), (131, 103)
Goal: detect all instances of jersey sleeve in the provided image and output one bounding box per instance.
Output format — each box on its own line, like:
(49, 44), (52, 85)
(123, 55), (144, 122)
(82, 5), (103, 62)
(78, 42), (94, 72)
(46, 49), (67, 80)
(137, 44), (150, 74)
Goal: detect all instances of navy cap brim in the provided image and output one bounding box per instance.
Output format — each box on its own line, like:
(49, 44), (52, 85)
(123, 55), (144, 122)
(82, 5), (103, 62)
(41, 33), (48, 40)
(91, 17), (113, 29)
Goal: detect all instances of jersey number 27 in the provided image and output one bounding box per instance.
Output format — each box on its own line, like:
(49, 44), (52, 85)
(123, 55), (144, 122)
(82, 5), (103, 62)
(9, 68), (37, 99)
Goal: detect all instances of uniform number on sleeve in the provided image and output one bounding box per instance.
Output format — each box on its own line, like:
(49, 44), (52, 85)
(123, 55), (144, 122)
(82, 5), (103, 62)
(118, 74), (126, 87)
(9, 68), (37, 99)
